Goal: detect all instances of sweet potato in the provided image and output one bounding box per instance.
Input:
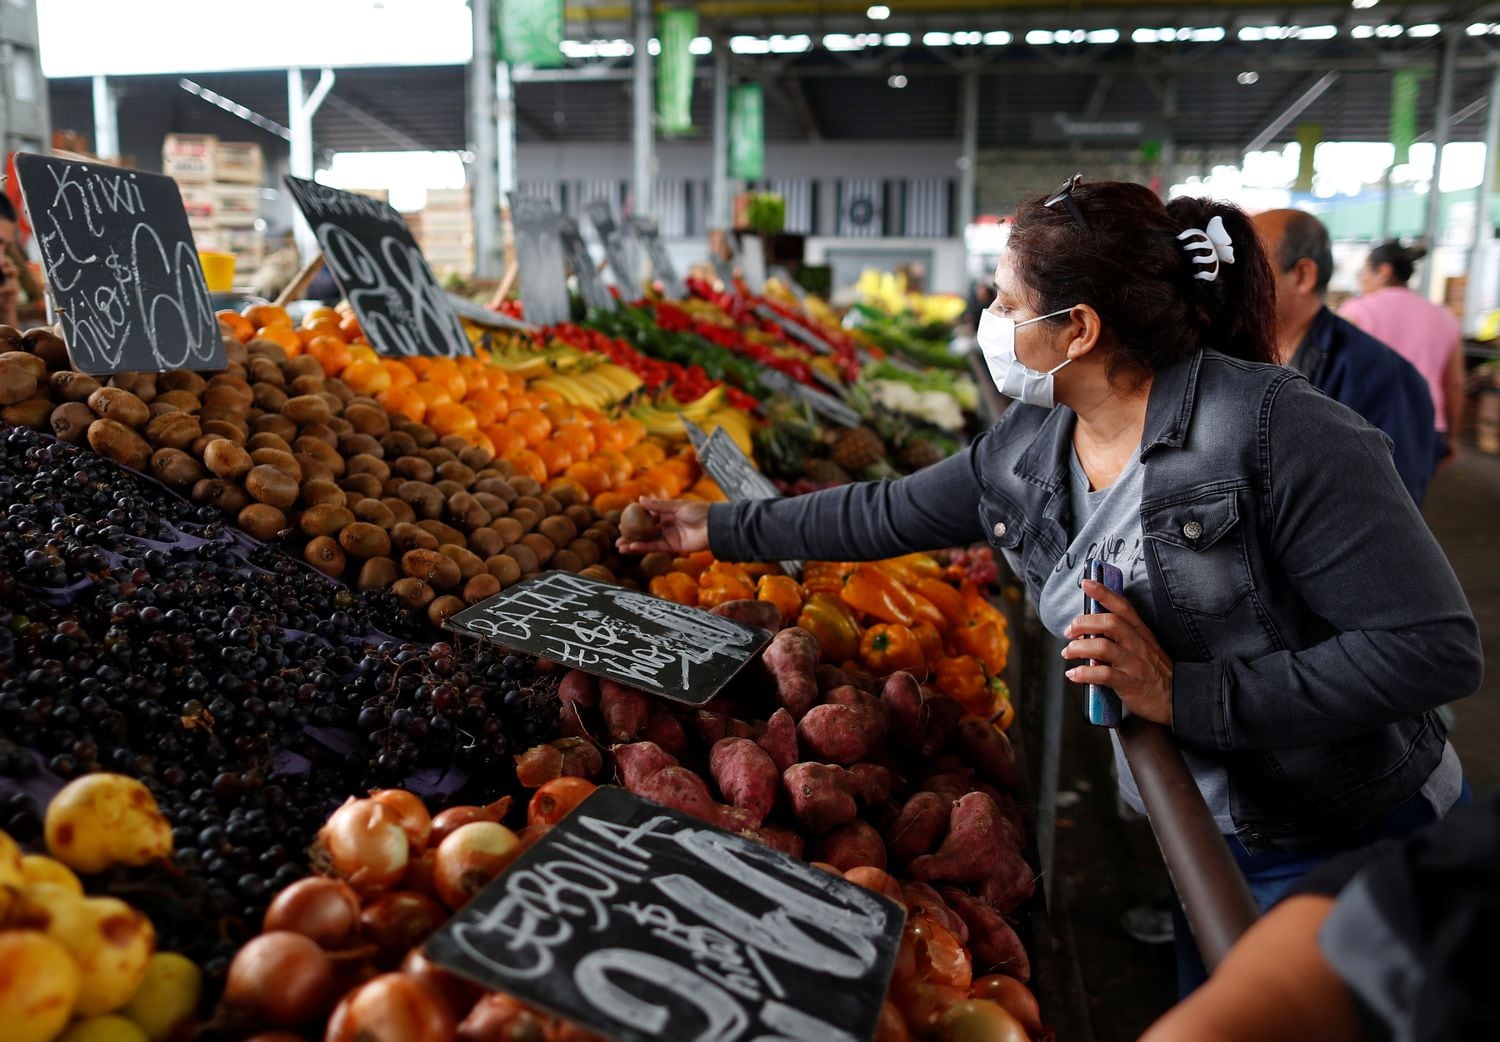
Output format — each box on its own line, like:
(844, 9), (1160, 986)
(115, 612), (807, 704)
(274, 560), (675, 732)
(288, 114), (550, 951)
(844, 866), (905, 903)
(975, 855), (1038, 917)
(812, 819), (887, 872)
(558, 670), (599, 710)
(921, 769), (979, 806)
(816, 663), (880, 695)
(599, 680), (652, 742)
(613, 741), (678, 790)
(748, 826), (805, 861)
(958, 716), (1021, 787)
(639, 704), (690, 757)
(783, 762), (858, 834)
(920, 694), (964, 757)
(881, 671), (927, 749)
(692, 710), (730, 747)
(886, 791), (951, 866)
(514, 737), (602, 787)
(761, 627), (820, 720)
(911, 792), (1015, 885)
(757, 708), (798, 772)
(901, 881), (968, 945)
(636, 766), (718, 824)
(708, 738), (779, 825)
(941, 889), (1031, 981)
(797, 703), (876, 765)
(822, 685), (890, 748)
(710, 598), (783, 633)
(846, 763), (894, 806)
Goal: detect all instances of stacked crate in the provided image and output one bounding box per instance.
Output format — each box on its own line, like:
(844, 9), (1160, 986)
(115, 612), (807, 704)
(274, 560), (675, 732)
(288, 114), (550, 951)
(417, 187), (473, 276)
(163, 134), (266, 276)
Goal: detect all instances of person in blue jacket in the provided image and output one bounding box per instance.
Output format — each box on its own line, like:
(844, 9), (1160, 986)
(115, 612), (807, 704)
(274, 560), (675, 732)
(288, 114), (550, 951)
(1252, 209), (1438, 504)
(623, 177), (1481, 994)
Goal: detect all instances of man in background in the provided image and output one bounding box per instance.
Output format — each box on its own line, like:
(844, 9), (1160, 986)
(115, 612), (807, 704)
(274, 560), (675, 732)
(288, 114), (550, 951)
(1252, 209), (1438, 505)
(0, 194), (22, 329)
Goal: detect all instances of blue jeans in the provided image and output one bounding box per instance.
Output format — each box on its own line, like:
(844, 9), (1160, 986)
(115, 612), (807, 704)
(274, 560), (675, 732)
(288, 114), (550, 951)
(1172, 780), (1473, 996)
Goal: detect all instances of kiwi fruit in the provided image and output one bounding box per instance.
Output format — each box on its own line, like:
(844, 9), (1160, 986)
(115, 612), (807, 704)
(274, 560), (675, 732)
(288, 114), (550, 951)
(238, 503), (288, 540)
(436, 461), (477, 487)
(150, 448), (205, 488)
(639, 551), (673, 578)
(551, 549), (583, 573)
(467, 527), (504, 559)
(87, 418), (151, 469)
(248, 358), (285, 386)
(380, 431), (418, 456)
(202, 419), (249, 443)
(340, 454), (386, 483)
(390, 577), (434, 611)
(406, 425), (438, 450)
(520, 533), (556, 567)
(146, 412), (201, 450)
(344, 403), (390, 436)
(245, 337), (288, 361)
(193, 479), (251, 514)
(352, 499), (396, 529)
(340, 433), (384, 458)
(475, 477), (518, 503)
(50, 370), (101, 403)
(357, 557), (400, 592)
(316, 391), (344, 415)
(459, 445), (494, 470)
(568, 538), (602, 568)
(252, 383), (290, 412)
(437, 544), (485, 582)
(244, 431), (290, 454)
(0, 325), (22, 351)
(381, 497), (417, 525)
(512, 495), (545, 517)
(282, 394), (333, 425)
(503, 542), (540, 576)
(340, 473), (384, 499)
(538, 494), (563, 517)
(153, 390), (203, 414)
(485, 554), (522, 587)
(50, 401), (94, 444)
(417, 520), (467, 547)
(538, 515), (578, 548)
(547, 483), (584, 509)
(510, 476), (542, 498)
(463, 573), (502, 603)
(87, 386), (151, 428)
(108, 371), (157, 403)
(283, 355), (322, 379)
(393, 457), (436, 483)
(0, 350), (46, 378)
(0, 359), (40, 405)
(247, 448), (300, 481)
(294, 455), (336, 485)
(301, 480), (347, 509)
(432, 479), (465, 500)
(295, 437), (345, 475)
(391, 522), (440, 553)
(565, 504), (596, 531)
(340, 522), (393, 559)
(158, 369), (205, 395)
(245, 465), (298, 509)
(202, 385), (250, 413)
(304, 537), (347, 578)
(3, 398), (55, 429)
(421, 446), (457, 467)
(296, 420), (338, 447)
(401, 549), (461, 589)
(491, 517), (525, 546)
(508, 507), (540, 535)
(300, 504), (356, 538)
(428, 595), (466, 627)
(398, 480), (445, 519)
(488, 458), (517, 480)
(473, 492), (509, 519)
(578, 564), (616, 584)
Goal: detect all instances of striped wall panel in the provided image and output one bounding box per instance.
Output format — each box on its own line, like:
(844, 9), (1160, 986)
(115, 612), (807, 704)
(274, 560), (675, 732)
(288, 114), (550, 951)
(903, 178), (953, 238)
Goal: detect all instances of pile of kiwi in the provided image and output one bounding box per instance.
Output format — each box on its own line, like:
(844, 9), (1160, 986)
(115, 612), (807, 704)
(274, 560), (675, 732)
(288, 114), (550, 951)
(1, 323), (626, 627)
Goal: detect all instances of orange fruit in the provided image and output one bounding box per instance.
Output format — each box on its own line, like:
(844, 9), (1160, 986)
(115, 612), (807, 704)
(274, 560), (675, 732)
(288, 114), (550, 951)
(564, 461), (611, 498)
(338, 314), (364, 341)
(243, 303), (292, 329)
(427, 403), (479, 437)
(465, 388), (509, 429)
(545, 477), (589, 502)
(465, 430), (496, 455)
(614, 417), (647, 448)
(256, 325), (302, 354)
(405, 357), (436, 377)
(342, 359), (393, 395)
(505, 409), (552, 448)
(306, 335), (353, 377)
(531, 385), (564, 405)
(383, 360), (417, 388)
(688, 476), (728, 502)
(427, 359), (468, 402)
(413, 382), (453, 409)
(662, 456), (698, 489)
(483, 425), (526, 456)
(378, 386), (426, 423)
(553, 423), (597, 461)
(636, 468), (679, 499)
(614, 479), (645, 503)
(300, 317), (344, 343)
(302, 305), (339, 325)
(346, 344), (379, 365)
(595, 450), (633, 487)
(625, 442), (667, 471)
(540, 401), (575, 426)
(534, 441), (574, 476)
(503, 448), (548, 484)
(217, 310), (255, 343)
(593, 490), (633, 513)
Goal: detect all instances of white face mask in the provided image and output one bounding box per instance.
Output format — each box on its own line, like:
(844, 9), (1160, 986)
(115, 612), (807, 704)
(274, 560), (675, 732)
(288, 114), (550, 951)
(977, 306), (1076, 408)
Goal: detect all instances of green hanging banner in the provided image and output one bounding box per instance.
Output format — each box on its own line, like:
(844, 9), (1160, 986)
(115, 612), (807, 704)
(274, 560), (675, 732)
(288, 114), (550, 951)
(1390, 70), (1421, 166)
(496, 0), (564, 68)
(729, 84), (765, 180)
(1294, 122), (1322, 193)
(658, 9), (698, 135)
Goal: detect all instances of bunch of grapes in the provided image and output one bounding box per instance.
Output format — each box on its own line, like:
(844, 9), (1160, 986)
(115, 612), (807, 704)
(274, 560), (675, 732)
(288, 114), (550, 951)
(948, 544), (1001, 589)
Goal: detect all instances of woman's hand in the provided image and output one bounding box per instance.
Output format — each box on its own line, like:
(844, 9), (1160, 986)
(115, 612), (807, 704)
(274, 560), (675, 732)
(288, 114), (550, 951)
(1061, 579), (1174, 726)
(616, 497), (711, 556)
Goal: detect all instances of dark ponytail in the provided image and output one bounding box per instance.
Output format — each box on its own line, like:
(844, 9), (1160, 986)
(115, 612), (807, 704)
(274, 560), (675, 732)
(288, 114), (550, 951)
(1008, 180), (1277, 372)
(1366, 239), (1425, 286)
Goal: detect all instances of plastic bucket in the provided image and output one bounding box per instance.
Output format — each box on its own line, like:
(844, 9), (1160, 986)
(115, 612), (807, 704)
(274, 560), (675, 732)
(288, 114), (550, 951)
(198, 252), (237, 292)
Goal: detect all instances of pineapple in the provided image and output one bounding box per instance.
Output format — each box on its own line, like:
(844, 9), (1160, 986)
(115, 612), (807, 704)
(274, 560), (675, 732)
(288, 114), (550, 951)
(831, 427), (887, 473)
(899, 438), (945, 471)
(804, 458), (853, 486)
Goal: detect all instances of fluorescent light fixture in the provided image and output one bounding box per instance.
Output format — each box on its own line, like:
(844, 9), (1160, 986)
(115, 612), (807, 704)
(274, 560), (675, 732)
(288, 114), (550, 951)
(1298, 25), (1338, 40)
(1026, 30), (1055, 45)
(983, 30), (1012, 45)
(648, 38), (661, 55)
(1237, 71), (1260, 85)
(883, 32), (911, 46)
(1238, 26), (1265, 41)
(823, 33), (862, 51)
(1407, 23), (1440, 37)
(888, 73), (908, 88)
(1376, 24), (1404, 37)
(923, 31), (952, 46)
(1352, 25), (1375, 38)
(867, 4), (891, 20)
(1189, 27), (1226, 42)
(1086, 29), (1119, 44)
(560, 38), (634, 59)
(771, 34), (812, 53)
(1132, 28), (1160, 43)
(1351, 0), (1379, 8)
(690, 36), (713, 54)
(953, 31), (984, 45)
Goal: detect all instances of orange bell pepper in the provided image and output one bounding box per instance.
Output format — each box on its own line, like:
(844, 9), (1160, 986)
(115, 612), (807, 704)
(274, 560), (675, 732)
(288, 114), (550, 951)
(671, 551), (716, 579)
(797, 592), (862, 664)
(699, 562), (756, 608)
(861, 623), (927, 676)
(757, 574), (806, 627)
(875, 552), (944, 587)
(934, 654), (987, 708)
(915, 578), (974, 631)
(912, 620), (944, 664)
(953, 618), (1009, 676)
(961, 581), (1010, 632)
(906, 591), (950, 634)
(649, 572), (699, 606)
(841, 564), (918, 625)
(803, 560), (857, 596)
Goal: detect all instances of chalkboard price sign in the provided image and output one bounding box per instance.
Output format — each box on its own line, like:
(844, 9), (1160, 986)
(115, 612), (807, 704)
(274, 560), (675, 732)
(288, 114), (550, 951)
(628, 216), (688, 300)
(506, 192), (573, 328)
(587, 201), (641, 299)
(426, 786), (905, 1042)
(754, 304), (834, 356)
(559, 214), (617, 314)
(446, 571), (770, 706)
(681, 417), (711, 451)
(14, 153), (225, 375)
(694, 430), (802, 578)
(284, 176), (469, 358)
(760, 369), (863, 428)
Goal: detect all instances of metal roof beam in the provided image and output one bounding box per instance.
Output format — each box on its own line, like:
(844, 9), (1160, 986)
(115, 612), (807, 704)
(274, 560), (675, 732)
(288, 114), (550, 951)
(1243, 71), (1339, 152)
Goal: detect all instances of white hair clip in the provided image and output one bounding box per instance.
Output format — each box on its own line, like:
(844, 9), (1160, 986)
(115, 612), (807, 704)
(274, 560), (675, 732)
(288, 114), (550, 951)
(1177, 215), (1236, 282)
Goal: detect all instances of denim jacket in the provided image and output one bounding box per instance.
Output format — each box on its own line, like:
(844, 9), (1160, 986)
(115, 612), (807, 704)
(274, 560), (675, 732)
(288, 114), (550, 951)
(709, 350), (1483, 848)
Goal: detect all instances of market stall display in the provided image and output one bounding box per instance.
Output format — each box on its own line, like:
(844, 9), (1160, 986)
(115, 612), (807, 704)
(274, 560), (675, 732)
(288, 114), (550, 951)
(1, 254), (1031, 1042)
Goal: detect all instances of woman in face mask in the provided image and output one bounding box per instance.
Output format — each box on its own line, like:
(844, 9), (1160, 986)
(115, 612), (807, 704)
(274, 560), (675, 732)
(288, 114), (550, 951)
(622, 178), (1480, 991)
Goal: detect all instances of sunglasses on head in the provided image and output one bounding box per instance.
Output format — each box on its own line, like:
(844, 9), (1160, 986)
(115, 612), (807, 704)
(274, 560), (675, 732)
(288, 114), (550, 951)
(1044, 173), (1089, 231)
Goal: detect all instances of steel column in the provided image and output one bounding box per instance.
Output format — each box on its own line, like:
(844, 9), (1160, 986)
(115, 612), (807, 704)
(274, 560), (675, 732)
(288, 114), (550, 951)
(957, 69), (979, 230)
(1421, 28), (1459, 295)
(631, 0), (655, 218)
(470, 0), (499, 278)
(1464, 62), (1500, 331)
(711, 36), (731, 230)
(91, 75), (119, 161)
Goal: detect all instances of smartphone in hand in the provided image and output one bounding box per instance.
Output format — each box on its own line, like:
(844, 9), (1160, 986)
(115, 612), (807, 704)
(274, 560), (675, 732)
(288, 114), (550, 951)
(1083, 558), (1125, 727)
